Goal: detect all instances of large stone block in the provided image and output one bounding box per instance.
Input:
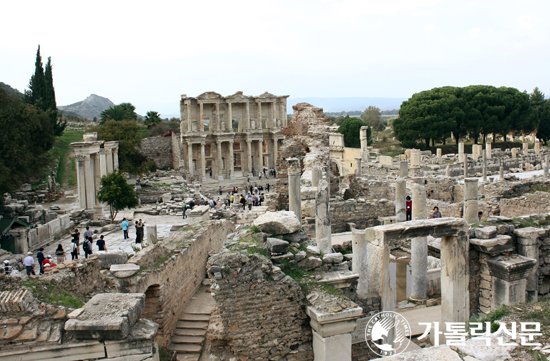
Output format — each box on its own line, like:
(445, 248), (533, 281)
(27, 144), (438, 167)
(266, 238), (290, 255)
(97, 250), (128, 269)
(64, 293), (145, 340)
(253, 211), (301, 235)
(469, 235), (514, 256)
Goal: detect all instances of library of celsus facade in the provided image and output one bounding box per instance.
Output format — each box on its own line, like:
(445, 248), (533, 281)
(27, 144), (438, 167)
(179, 91), (289, 180)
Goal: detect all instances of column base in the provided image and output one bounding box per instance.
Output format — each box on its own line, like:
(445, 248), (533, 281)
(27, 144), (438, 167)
(312, 330), (351, 361)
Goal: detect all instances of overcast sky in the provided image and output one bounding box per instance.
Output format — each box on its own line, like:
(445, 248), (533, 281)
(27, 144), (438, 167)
(2, 0), (549, 116)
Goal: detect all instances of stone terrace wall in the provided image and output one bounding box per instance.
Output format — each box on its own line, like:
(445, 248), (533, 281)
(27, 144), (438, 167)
(500, 192), (550, 217)
(331, 199), (394, 233)
(121, 220), (235, 347)
(140, 135), (173, 169)
(206, 253), (313, 361)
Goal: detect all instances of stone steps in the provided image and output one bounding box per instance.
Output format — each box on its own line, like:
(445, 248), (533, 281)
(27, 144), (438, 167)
(176, 321), (209, 329)
(169, 343), (202, 353)
(172, 335), (205, 344)
(176, 354), (200, 361)
(174, 328), (207, 337)
(179, 314), (210, 322)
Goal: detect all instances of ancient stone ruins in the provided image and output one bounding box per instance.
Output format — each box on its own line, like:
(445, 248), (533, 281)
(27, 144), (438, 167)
(2, 93), (550, 361)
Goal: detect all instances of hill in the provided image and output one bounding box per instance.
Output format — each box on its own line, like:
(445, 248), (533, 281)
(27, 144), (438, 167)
(59, 94), (115, 120)
(0, 82), (24, 99)
(287, 97), (407, 112)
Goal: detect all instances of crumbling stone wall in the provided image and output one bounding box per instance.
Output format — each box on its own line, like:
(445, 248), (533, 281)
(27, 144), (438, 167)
(206, 252), (313, 361)
(500, 192), (550, 217)
(122, 220), (235, 347)
(140, 135), (173, 169)
(330, 199), (394, 232)
(42, 256), (106, 297)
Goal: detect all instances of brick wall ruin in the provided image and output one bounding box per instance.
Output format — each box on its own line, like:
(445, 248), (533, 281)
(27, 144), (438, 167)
(206, 253), (313, 361)
(140, 135), (174, 169)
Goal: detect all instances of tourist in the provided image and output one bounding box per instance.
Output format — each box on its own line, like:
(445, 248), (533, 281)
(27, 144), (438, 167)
(266, 184), (270, 192)
(232, 187), (237, 194)
(55, 244), (65, 264)
(406, 196), (412, 221)
(247, 175), (250, 183)
(84, 226), (93, 241)
(71, 228), (80, 245)
(259, 172), (262, 180)
(219, 186), (222, 195)
(430, 207), (442, 219)
(209, 198), (215, 208)
(226, 192), (231, 206)
(121, 218), (129, 240)
(235, 186), (239, 194)
(230, 194), (234, 204)
(216, 198), (223, 209)
(23, 252), (35, 276)
(37, 247), (45, 275)
(246, 195), (253, 211)
(252, 167), (255, 176)
(478, 211), (483, 222)
(97, 235), (107, 251)
(136, 219), (144, 244)
(83, 237), (93, 258)
(254, 186), (258, 194)
(71, 240), (79, 260)
(45, 255), (57, 269)
(182, 201), (187, 219)
(3, 260), (13, 275)
(249, 185), (253, 194)
(240, 194), (246, 210)
(259, 193), (264, 206)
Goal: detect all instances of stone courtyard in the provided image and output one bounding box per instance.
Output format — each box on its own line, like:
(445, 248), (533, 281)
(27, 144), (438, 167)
(2, 95), (550, 361)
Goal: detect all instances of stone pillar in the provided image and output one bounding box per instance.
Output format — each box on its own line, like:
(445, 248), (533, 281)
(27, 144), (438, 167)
(440, 233), (470, 345)
(500, 165), (504, 181)
(257, 102), (262, 129)
(395, 178), (406, 222)
(199, 103), (203, 131)
(188, 143), (194, 176)
(215, 103), (220, 130)
(76, 155), (88, 209)
(463, 155), (468, 177)
(464, 178), (478, 224)
(288, 158), (302, 221)
(355, 157), (362, 176)
(396, 260), (408, 302)
(99, 150), (109, 178)
(411, 150), (421, 169)
(515, 227), (544, 302)
(228, 140), (234, 179)
(352, 228), (368, 298)
(545, 155), (549, 178)
(512, 148), (517, 158)
(227, 103), (233, 131)
(112, 148), (119, 171)
(365, 229), (394, 312)
(216, 141), (223, 178)
(246, 140), (252, 173)
(273, 138), (278, 168)
(482, 149), (487, 182)
(399, 161), (408, 178)
(360, 126), (369, 161)
(535, 139), (541, 154)
(487, 255), (536, 309)
(283, 103), (287, 127)
(106, 150), (114, 174)
(84, 155), (96, 210)
(312, 166), (322, 188)
(258, 139), (264, 169)
(523, 142), (529, 156)
(144, 225), (157, 245)
(186, 103), (192, 132)
(458, 142), (465, 163)
(245, 102), (250, 129)
(200, 143), (206, 180)
(307, 306), (362, 361)
(270, 102), (275, 128)
(315, 177), (331, 254)
(410, 184), (427, 301)
(446, 165), (451, 177)
(436, 148), (442, 158)
(486, 143), (492, 159)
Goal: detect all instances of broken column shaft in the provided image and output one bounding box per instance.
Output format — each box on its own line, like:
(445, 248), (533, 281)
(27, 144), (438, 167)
(287, 158), (302, 221)
(395, 178), (406, 222)
(463, 178), (479, 224)
(315, 177), (332, 254)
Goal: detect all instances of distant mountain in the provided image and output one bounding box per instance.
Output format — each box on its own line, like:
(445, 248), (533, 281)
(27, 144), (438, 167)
(287, 97), (407, 113)
(0, 82), (24, 99)
(59, 94), (115, 120)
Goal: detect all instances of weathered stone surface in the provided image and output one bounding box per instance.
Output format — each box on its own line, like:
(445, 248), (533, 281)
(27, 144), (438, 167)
(299, 256), (323, 270)
(474, 226), (497, 239)
(96, 250), (128, 269)
(381, 345), (462, 360)
(110, 264), (140, 279)
(322, 253), (343, 264)
(486, 254), (537, 281)
(64, 293), (145, 340)
(266, 238), (290, 255)
(470, 235), (514, 256)
(253, 211), (301, 235)
(457, 333), (517, 361)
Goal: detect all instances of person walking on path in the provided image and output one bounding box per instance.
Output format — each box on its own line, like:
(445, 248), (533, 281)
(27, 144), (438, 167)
(84, 226), (93, 241)
(240, 194), (246, 210)
(71, 241), (79, 260)
(246, 195), (253, 211)
(121, 218), (129, 240)
(97, 235), (107, 251)
(23, 252), (35, 276)
(71, 229), (80, 245)
(37, 248), (45, 275)
(83, 237), (93, 258)
(55, 244), (65, 264)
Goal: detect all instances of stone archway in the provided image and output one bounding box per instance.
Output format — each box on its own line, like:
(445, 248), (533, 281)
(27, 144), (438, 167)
(142, 284), (162, 325)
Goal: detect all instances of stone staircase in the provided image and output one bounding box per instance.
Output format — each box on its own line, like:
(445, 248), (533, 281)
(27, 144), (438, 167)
(168, 285), (215, 361)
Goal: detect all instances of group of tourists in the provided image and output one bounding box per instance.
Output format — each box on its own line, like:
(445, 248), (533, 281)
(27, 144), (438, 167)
(121, 217), (145, 244)
(405, 196), (442, 220)
(248, 168), (276, 181)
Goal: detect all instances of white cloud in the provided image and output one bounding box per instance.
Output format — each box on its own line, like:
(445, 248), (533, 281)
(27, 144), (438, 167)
(517, 15), (537, 30)
(470, 28), (481, 38)
(424, 24), (436, 31)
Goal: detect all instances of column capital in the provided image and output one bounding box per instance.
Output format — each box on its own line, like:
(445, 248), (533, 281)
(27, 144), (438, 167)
(75, 154), (90, 162)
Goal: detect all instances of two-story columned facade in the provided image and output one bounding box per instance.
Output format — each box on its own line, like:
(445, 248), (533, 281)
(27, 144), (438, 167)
(180, 91), (289, 180)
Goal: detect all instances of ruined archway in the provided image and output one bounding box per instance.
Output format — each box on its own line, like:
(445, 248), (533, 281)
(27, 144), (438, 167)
(142, 284), (162, 325)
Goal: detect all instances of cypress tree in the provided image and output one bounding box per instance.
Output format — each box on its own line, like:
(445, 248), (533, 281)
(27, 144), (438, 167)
(25, 45), (46, 108)
(45, 56), (66, 136)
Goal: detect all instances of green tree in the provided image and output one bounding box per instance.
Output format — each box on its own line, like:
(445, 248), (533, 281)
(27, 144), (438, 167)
(44, 56), (66, 136)
(0, 88), (54, 202)
(537, 99), (550, 144)
(96, 171), (138, 222)
(336, 117), (371, 148)
(90, 119), (155, 174)
(144, 111), (162, 128)
(100, 102), (138, 124)
(362, 106), (385, 132)
(24, 46), (46, 107)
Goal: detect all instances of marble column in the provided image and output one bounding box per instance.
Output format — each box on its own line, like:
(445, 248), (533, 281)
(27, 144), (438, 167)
(436, 148), (442, 158)
(106, 150), (114, 174)
(99, 150), (109, 178)
(246, 140), (253, 173)
(227, 103), (233, 131)
(258, 139), (264, 169)
(186, 103), (192, 132)
(273, 138), (278, 168)
(76, 155), (88, 209)
(458, 142), (465, 163)
(112, 148), (119, 171)
(215, 103), (220, 130)
(216, 141), (223, 178)
(446, 165), (451, 177)
(399, 161), (408, 178)
(228, 140), (234, 179)
(283, 104), (287, 127)
(288, 158), (302, 221)
(316, 177), (331, 254)
(270, 102), (275, 128)
(463, 155), (468, 178)
(464, 178), (478, 223)
(410, 184), (427, 301)
(512, 148), (517, 158)
(352, 229), (368, 298)
(84, 155), (96, 210)
(312, 166), (322, 188)
(523, 142), (529, 156)
(257, 102), (262, 129)
(486, 143), (492, 159)
(355, 157), (362, 176)
(535, 139), (541, 154)
(199, 103), (203, 131)
(245, 102), (251, 129)
(200, 143), (206, 179)
(482, 149), (487, 182)
(395, 178), (406, 222)
(360, 126), (369, 161)
(544, 155), (548, 178)
(188, 143), (194, 176)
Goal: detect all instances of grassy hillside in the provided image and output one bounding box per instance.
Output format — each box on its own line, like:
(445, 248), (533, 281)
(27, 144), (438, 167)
(49, 130), (85, 189)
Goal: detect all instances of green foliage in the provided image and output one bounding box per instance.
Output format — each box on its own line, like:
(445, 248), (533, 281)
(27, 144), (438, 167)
(395, 85), (536, 147)
(531, 88), (550, 144)
(91, 119), (155, 174)
(144, 111), (162, 128)
(100, 102), (138, 124)
(336, 117), (372, 148)
(44, 56), (66, 136)
(249, 225), (260, 233)
(96, 171), (139, 221)
(148, 121), (180, 137)
(362, 105), (385, 132)
(49, 130), (85, 188)
(0, 88), (55, 201)
(22, 278), (85, 309)
(468, 305), (511, 333)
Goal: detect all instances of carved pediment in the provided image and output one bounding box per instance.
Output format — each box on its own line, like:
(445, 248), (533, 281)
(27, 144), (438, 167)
(197, 91), (223, 100)
(258, 91), (276, 98)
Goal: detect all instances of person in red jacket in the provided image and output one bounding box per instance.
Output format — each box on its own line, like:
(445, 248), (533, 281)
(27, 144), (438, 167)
(406, 196), (412, 221)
